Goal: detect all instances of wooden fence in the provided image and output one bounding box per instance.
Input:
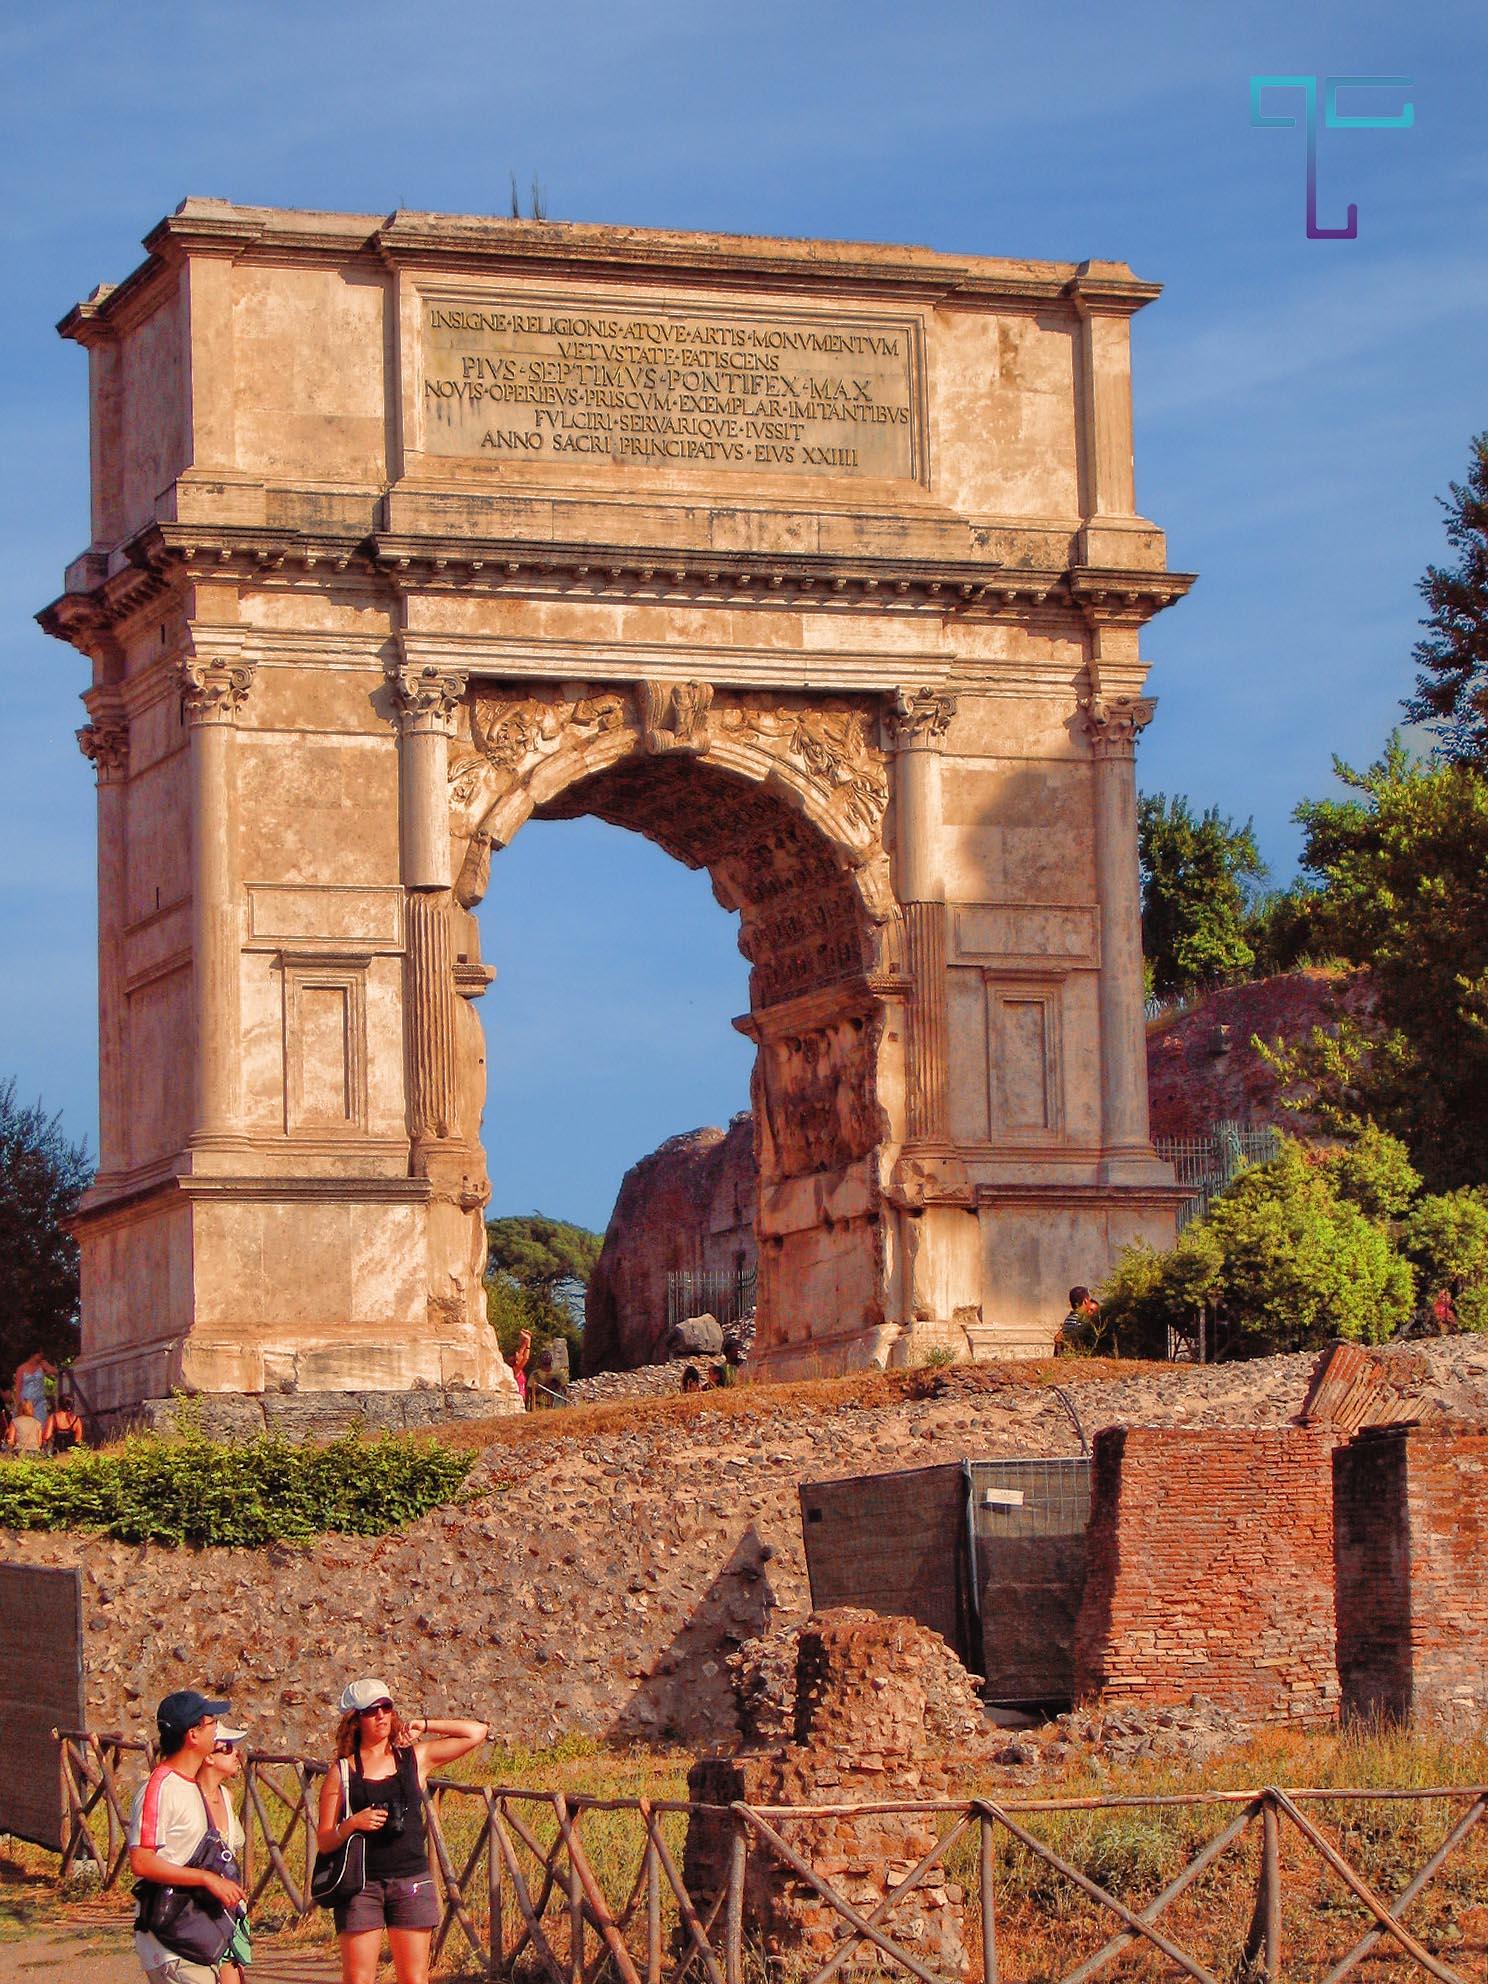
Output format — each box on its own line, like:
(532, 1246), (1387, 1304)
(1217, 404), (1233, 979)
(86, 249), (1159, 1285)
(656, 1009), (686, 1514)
(55, 1732), (1488, 1984)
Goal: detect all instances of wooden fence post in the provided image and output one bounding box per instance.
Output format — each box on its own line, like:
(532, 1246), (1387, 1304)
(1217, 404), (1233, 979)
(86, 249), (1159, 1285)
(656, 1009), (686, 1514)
(980, 1809), (998, 1984)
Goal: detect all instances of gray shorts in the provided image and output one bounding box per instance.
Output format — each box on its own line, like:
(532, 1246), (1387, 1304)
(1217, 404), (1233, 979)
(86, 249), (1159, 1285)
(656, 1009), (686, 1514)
(139, 1948), (219, 1984)
(334, 1872), (439, 1935)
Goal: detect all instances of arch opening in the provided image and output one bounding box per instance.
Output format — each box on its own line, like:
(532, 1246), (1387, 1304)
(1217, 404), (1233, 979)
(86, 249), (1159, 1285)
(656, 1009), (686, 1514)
(449, 684), (905, 1376)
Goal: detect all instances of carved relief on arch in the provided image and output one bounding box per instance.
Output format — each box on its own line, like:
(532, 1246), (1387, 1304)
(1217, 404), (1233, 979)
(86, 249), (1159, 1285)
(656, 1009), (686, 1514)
(448, 680), (893, 912)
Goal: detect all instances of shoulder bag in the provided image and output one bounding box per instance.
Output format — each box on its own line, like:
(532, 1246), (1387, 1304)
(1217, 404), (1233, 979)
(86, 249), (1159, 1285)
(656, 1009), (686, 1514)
(135, 1819), (240, 1968)
(310, 1758), (367, 1907)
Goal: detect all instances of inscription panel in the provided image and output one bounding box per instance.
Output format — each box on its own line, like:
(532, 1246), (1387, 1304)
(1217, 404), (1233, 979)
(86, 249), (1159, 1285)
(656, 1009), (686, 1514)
(418, 290), (922, 481)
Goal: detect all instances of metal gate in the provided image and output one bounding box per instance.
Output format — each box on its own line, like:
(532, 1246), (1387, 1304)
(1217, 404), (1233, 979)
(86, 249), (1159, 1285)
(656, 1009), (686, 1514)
(798, 1463), (978, 1671)
(0, 1564), (83, 1849)
(969, 1458), (1092, 1705)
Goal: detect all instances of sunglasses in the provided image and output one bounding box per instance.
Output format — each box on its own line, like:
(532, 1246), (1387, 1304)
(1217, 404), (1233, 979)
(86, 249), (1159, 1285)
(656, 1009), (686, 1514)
(357, 1701), (394, 1717)
(212, 1741), (238, 1755)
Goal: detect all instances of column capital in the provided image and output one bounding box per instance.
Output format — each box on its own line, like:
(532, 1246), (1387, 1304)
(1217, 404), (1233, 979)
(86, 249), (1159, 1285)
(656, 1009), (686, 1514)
(77, 718), (129, 782)
(178, 632), (256, 727)
(1078, 693), (1156, 760)
(77, 690), (129, 782)
(883, 687), (957, 751)
(392, 660), (468, 736)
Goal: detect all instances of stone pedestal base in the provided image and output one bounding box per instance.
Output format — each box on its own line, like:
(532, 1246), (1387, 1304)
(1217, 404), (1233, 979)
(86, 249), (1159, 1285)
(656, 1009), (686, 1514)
(72, 1171), (516, 1421)
(87, 1384), (521, 1444)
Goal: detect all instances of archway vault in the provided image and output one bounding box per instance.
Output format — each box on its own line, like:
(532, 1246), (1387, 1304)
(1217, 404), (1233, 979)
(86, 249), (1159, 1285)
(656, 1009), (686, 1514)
(447, 678), (911, 1373)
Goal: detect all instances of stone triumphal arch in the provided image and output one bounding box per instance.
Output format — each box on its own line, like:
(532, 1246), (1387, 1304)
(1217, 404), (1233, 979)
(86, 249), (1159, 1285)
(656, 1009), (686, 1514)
(42, 200), (1192, 1418)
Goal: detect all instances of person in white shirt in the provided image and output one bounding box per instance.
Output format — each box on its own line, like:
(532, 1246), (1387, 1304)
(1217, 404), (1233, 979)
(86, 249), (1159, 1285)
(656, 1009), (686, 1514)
(126, 1690), (248, 1983)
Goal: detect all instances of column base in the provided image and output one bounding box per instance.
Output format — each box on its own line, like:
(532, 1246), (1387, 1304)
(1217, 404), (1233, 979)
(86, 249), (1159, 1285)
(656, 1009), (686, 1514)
(1098, 1146), (1177, 1186)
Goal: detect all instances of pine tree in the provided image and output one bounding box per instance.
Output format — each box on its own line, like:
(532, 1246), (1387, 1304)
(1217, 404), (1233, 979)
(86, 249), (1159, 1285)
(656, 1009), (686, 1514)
(1404, 433), (1488, 761)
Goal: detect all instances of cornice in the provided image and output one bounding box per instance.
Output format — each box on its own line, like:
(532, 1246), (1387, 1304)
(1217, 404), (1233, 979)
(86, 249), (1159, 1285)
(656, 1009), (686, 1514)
(372, 529), (1060, 615)
(60, 200), (1165, 343)
(1068, 566), (1196, 618)
(37, 524), (1194, 659)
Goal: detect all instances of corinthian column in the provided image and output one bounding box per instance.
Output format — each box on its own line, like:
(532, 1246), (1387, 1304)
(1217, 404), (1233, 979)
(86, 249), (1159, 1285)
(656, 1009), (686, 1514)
(884, 688), (958, 1155)
(77, 696), (130, 1182)
(180, 639), (255, 1148)
(391, 660), (467, 1170)
(1079, 692), (1157, 1175)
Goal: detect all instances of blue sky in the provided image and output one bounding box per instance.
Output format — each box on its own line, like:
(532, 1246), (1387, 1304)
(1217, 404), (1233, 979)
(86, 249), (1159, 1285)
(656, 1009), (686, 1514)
(2, 1), (1482, 1230)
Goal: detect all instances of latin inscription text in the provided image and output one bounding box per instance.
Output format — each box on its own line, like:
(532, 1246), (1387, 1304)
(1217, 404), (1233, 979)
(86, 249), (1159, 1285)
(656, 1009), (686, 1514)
(421, 300), (917, 478)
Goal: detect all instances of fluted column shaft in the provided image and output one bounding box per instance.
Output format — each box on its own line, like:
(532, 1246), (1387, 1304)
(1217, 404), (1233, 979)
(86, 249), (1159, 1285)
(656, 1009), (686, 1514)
(1080, 694), (1156, 1163)
(78, 700), (130, 1176)
(392, 662), (467, 1170)
(885, 689), (957, 1151)
(180, 648), (254, 1146)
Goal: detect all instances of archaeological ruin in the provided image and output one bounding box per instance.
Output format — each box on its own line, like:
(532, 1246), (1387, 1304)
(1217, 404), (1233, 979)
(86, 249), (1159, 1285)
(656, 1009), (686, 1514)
(40, 199), (1193, 1418)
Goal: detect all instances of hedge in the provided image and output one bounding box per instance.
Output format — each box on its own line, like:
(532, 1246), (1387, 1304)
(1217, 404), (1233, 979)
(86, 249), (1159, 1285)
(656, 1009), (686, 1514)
(0, 1430), (472, 1546)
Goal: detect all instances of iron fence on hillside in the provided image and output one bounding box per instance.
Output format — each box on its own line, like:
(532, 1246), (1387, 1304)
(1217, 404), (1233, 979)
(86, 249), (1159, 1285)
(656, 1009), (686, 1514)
(54, 1730), (1488, 1984)
(1155, 1120), (1280, 1232)
(666, 1267), (757, 1335)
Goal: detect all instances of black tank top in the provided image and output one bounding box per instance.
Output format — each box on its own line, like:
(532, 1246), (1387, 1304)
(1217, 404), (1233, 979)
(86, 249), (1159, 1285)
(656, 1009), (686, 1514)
(349, 1746), (428, 1881)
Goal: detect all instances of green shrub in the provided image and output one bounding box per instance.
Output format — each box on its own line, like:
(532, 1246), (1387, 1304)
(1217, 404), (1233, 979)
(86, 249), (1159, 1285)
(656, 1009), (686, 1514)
(1403, 1187), (1488, 1331)
(0, 1430), (471, 1546)
(1316, 1124), (1422, 1222)
(1103, 1137), (1414, 1356)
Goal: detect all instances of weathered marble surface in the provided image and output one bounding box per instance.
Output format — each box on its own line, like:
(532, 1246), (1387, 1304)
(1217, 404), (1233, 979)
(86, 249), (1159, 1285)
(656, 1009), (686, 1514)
(43, 203), (1193, 1411)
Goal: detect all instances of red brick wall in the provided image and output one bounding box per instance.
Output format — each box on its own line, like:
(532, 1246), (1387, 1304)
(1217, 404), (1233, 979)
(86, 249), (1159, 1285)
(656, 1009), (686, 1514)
(1072, 1426), (1338, 1725)
(1335, 1426), (1488, 1726)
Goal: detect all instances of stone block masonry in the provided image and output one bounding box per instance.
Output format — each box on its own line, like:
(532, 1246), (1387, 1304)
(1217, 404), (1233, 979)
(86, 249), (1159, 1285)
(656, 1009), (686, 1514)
(1072, 1426), (1338, 1726)
(1334, 1424), (1488, 1728)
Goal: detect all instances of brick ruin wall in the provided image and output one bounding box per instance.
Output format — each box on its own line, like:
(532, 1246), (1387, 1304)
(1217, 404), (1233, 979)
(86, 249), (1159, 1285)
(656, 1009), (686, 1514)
(1334, 1425), (1488, 1728)
(687, 1610), (980, 1975)
(1072, 1426), (1339, 1726)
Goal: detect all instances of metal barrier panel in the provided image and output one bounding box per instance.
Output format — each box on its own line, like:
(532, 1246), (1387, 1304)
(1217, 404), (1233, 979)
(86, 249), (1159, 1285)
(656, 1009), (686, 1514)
(970, 1458), (1092, 1705)
(798, 1463), (976, 1669)
(0, 1564), (83, 1849)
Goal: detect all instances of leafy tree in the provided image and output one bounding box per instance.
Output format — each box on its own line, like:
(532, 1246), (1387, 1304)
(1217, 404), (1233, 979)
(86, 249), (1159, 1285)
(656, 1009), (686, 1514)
(1403, 433), (1488, 761)
(1138, 794), (1267, 998)
(1263, 742), (1488, 1188)
(1402, 1188), (1488, 1332)
(1102, 1138), (1413, 1357)
(1242, 883), (1326, 978)
(0, 1080), (91, 1383)
(484, 1213), (601, 1362)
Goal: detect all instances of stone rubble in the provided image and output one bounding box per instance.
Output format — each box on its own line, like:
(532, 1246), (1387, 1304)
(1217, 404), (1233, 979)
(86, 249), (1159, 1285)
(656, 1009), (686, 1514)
(6, 1338), (1488, 1760)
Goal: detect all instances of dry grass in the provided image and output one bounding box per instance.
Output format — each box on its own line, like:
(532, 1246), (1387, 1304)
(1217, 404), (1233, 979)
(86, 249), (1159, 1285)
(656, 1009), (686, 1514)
(26, 1723), (1488, 1979)
(434, 1356), (1158, 1460)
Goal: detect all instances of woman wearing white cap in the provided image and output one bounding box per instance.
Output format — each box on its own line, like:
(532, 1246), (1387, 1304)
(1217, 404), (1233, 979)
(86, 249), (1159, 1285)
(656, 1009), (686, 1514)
(316, 1677), (488, 1984)
(197, 1724), (251, 1984)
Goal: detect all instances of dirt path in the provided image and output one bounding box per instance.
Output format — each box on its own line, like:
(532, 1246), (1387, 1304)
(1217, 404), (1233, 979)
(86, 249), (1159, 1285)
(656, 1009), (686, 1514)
(0, 1919), (341, 1981)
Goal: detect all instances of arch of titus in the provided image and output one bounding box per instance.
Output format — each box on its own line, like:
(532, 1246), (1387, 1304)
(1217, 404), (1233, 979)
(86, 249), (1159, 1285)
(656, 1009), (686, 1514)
(40, 200), (1193, 1417)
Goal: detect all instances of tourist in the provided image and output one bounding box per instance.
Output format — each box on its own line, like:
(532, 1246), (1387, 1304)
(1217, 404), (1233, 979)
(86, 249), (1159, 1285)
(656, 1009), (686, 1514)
(44, 1378), (84, 1454)
(1055, 1286), (1103, 1356)
(316, 1677), (489, 1984)
(4, 1398), (43, 1454)
(11, 1347), (55, 1419)
(197, 1723), (252, 1983)
(127, 1689), (248, 1984)
(680, 1364), (703, 1393)
(511, 1327), (531, 1403)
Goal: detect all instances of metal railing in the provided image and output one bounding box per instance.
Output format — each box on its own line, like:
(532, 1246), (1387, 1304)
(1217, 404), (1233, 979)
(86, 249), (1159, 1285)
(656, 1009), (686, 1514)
(54, 1732), (1488, 1984)
(1155, 1120), (1280, 1231)
(665, 1267), (757, 1335)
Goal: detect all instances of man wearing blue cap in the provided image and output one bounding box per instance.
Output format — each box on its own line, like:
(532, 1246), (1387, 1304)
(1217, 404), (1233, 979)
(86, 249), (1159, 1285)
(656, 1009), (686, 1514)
(127, 1690), (248, 1981)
